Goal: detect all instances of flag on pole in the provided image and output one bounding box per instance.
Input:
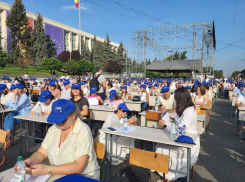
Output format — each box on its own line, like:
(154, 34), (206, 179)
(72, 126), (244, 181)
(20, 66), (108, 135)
(34, 1), (36, 7)
(74, 0), (79, 8)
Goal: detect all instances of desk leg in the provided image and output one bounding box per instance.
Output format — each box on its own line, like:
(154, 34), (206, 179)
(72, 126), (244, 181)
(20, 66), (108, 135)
(240, 120), (243, 143)
(187, 148), (191, 182)
(109, 134), (112, 179)
(27, 121), (29, 153)
(20, 119), (22, 156)
(104, 133), (108, 182)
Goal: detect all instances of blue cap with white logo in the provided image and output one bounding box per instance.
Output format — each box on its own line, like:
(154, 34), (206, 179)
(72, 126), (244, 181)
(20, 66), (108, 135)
(38, 90), (52, 103)
(71, 83), (80, 89)
(109, 90), (117, 100)
(63, 80), (70, 85)
(161, 86), (170, 92)
(47, 99), (75, 124)
(47, 82), (56, 86)
(90, 86), (97, 93)
(139, 84), (146, 89)
(118, 103), (130, 112)
(15, 84), (24, 89)
(10, 84), (16, 91)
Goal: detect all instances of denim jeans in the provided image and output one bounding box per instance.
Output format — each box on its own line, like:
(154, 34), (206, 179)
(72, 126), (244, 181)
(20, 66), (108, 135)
(4, 111), (21, 131)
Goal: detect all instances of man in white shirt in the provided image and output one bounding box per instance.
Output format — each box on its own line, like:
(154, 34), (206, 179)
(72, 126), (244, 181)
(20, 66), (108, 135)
(60, 80), (71, 100)
(0, 84), (13, 105)
(235, 83), (245, 107)
(159, 86), (175, 110)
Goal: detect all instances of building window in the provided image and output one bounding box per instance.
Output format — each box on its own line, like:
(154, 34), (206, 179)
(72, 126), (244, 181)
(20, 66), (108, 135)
(33, 20), (36, 28)
(85, 37), (89, 48)
(64, 31), (69, 51)
(72, 33), (76, 51)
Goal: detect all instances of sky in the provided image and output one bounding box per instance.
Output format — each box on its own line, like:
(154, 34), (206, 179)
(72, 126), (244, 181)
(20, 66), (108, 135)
(2, 0), (245, 76)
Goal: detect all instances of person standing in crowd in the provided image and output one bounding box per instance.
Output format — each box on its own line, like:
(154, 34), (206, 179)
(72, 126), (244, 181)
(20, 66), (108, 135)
(0, 84), (13, 105)
(48, 82), (61, 99)
(157, 87), (200, 181)
(80, 82), (88, 96)
(60, 80), (71, 100)
(93, 66), (106, 100)
(2, 84), (31, 148)
(139, 84), (149, 110)
(25, 99), (100, 179)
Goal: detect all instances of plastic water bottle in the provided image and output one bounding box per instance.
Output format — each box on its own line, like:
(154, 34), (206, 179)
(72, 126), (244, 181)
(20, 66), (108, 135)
(37, 104), (42, 117)
(103, 101), (108, 109)
(155, 101), (159, 111)
(14, 156), (26, 182)
(28, 94), (31, 102)
(123, 116), (128, 134)
(204, 98), (207, 106)
(170, 121), (176, 140)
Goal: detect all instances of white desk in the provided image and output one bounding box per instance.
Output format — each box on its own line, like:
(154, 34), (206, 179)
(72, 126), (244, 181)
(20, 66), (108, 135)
(89, 106), (115, 121)
(14, 114), (49, 156)
(129, 90), (139, 96)
(100, 123), (197, 182)
(238, 109), (245, 142)
(0, 108), (17, 113)
(139, 111), (206, 135)
(124, 100), (142, 112)
(0, 168), (63, 182)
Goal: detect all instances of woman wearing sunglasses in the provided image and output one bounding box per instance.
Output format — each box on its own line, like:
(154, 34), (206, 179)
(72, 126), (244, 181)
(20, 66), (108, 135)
(24, 99), (100, 180)
(98, 103), (137, 165)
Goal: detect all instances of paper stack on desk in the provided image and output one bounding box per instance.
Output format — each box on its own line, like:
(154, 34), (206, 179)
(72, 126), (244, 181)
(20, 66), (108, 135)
(10, 174), (51, 182)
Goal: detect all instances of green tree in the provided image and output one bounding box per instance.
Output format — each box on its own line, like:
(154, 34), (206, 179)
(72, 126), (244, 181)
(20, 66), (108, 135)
(63, 59), (80, 73)
(112, 47), (117, 61)
(0, 49), (8, 68)
(214, 70), (223, 78)
(165, 51), (188, 60)
(41, 57), (62, 74)
(231, 71), (241, 78)
(90, 35), (96, 63)
(0, 31), (2, 50)
(79, 37), (91, 61)
(104, 61), (122, 74)
(45, 35), (57, 58)
(104, 33), (114, 64)
(117, 42), (126, 72)
(30, 13), (47, 67)
(146, 58), (151, 65)
(126, 57), (132, 73)
(153, 57), (157, 62)
(6, 0), (32, 64)
(93, 40), (106, 68)
(132, 59), (137, 72)
(78, 59), (93, 73)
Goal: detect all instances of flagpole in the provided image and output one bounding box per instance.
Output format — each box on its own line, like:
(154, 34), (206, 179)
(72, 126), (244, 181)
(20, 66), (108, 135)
(79, 0), (81, 55)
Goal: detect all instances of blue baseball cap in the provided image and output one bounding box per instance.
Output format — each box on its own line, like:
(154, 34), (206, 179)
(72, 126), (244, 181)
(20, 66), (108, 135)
(117, 103), (130, 112)
(80, 82), (86, 85)
(38, 90), (52, 102)
(15, 84), (24, 89)
(90, 86), (97, 93)
(174, 135), (196, 145)
(109, 90), (117, 100)
(47, 82), (56, 86)
(43, 79), (47, 82)
(23, 79), (27, 81)
(10, 84), (16, 91)
(47, 99), (75, 124)
(19, 77), (22, 79)
(139, 84), (146, 89)
(121, 86), (127, 89)
(0, 84), (7, 93)
(63, 80), (70, 85)
(71, 83), (80, 89)
(161, 86), (169, 92)
(5, 77), (10, 80)
(154, 83), (159, 87)
(186, 86), (191, 89)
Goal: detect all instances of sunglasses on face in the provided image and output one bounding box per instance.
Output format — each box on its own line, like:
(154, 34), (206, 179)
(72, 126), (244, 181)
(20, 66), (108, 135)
(120, 109), (127, 113)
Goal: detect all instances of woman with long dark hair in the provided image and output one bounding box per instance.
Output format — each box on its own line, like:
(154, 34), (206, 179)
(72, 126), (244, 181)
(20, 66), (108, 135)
(156, 87), (200, 181)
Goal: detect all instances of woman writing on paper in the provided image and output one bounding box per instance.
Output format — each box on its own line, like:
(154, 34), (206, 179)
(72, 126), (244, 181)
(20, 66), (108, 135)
(24, 99), (100, 179)
(98, 103), (137, 165)
(157, 87), (200, 181)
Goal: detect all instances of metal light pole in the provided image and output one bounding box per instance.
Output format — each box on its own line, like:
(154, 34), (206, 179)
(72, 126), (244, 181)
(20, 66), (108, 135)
(79, 0), (81, 55)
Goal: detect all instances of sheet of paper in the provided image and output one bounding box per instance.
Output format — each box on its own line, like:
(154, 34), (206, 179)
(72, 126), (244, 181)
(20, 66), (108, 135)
(117, 126), (136, 133)
(239, 106), (245, 110)
(162, 112), (171, 125)
(195, 105), (200, 107)
(10, 174), (51, 182)
(88, 98), (99, 106)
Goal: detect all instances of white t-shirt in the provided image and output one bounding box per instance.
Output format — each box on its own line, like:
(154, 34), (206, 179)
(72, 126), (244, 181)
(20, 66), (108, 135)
(83, 88), (89, 96)
(159, 95), (175, 109)
(1, 92), (13, 105)
(6, 83), (11, 90)
(31, 100), (56, 113)
(237, 94), (245, 105)
(140, 92), (147, 102)
(60, 88), (71, 100)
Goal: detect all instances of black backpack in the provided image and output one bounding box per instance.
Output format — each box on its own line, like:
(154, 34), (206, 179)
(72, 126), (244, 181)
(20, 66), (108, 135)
(89, 74), (101, 92)
(119, 166), (151, 182)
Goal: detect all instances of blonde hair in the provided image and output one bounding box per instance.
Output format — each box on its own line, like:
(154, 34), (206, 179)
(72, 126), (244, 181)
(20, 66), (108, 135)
(141, 88), (149, 102)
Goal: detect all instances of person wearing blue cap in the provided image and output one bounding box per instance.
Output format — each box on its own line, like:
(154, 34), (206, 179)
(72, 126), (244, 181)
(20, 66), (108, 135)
(4, 77), (12, 90)
(149, 83), (161, 97)
(80, 82), (89, 96)
(120, 86), (128, 101)
(87, 86), (104, 105)
(30, 90), (56, 116)
(139, 84), (149, 110)
(98, 103), (137, 165)
(159, 86), (175, 110)
(48, 82), (61, 99)
(0, 84), (13, 105)
(192, 85), (208, 107)
(106, 82), (116, 96)
(3, 84), (31, 148)
(156, 87), (200, 181)
(60, 80), (71, 100)
(106, 90), (123, 108)
(70, 83), (89, 118)
(25, 99), (100, 179)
